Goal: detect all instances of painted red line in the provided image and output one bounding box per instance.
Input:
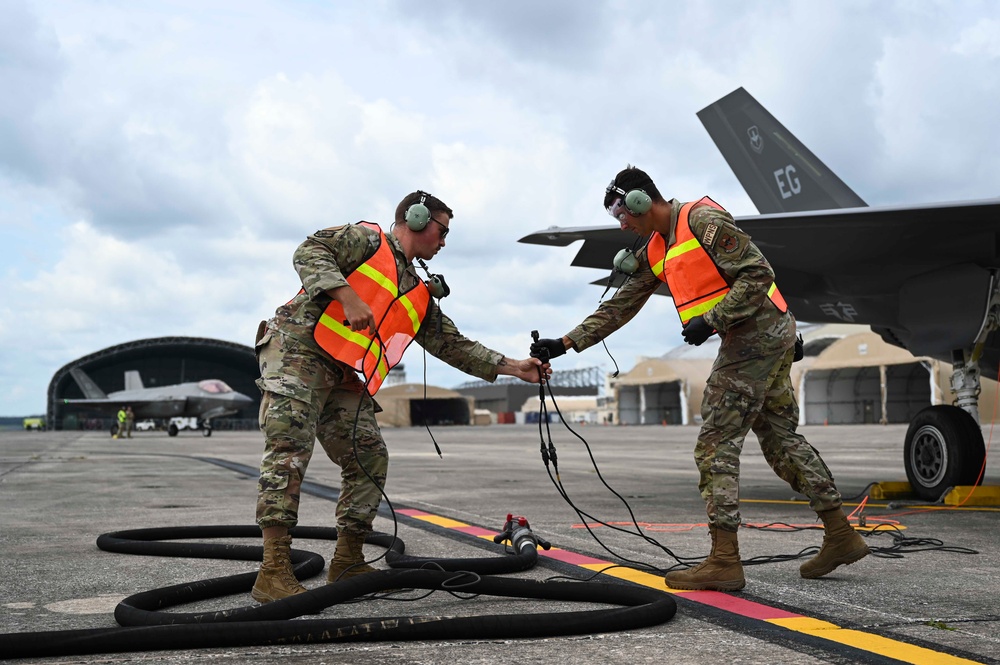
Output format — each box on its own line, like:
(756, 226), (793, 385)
(397, 508), (431, 517)
(682, 590), (802, 620)
(540, 548), (609, 566)
(397, 507), (800, 620)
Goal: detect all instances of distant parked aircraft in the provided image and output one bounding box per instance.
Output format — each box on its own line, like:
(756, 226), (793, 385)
(63, 368), (254, 437)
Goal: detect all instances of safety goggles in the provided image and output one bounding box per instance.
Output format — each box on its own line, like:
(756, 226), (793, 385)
(606, 181), (628, 219)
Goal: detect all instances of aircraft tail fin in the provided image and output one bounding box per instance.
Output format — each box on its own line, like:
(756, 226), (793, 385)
(697, 87), (867, 213)
(123, 370), (144, 391)
(69, 367), (108, 400)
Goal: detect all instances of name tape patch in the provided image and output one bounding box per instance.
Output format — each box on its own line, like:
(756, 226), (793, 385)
(702, 223), (719, 246)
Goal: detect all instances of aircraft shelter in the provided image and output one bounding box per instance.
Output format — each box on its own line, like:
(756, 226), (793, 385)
(377, 383), (476, 427)
(608, 325), (998, 427)
(455, 367), (601, 423)
(799, 331), (998, 425)
(47, 337), (260, 431)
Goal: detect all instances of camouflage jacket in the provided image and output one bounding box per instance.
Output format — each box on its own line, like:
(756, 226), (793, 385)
(566, 199), (796, 363)
(266, 222), (503, 382)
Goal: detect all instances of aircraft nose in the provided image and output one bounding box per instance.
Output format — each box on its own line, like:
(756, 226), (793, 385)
(233, 392), (254, 405)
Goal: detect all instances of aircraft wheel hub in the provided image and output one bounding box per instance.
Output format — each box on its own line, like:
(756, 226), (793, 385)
(909, 425), (947, 488)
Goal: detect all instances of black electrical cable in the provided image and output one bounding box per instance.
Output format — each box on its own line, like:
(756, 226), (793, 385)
(530, 352), (982, 573)
(529, 354), (698, 573)
(0, 526), (677, 659)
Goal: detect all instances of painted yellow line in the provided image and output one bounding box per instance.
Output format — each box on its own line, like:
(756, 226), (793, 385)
(771, 621), (979, 665)
(410, 514), (470, 529)
(396, 507), (983, 665)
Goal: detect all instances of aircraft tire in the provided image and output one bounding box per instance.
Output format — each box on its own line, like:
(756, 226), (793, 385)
(904, 405), (985, 501)
(202, 428), (212, 437)
(168, 424), (179, 437)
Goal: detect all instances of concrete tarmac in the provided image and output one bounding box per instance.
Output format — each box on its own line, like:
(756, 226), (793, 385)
(1, 424), (999, 664)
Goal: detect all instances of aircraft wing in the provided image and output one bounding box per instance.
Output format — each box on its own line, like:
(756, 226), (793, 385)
(62, 397), (189, 419)
(519, 198), (1000, 377)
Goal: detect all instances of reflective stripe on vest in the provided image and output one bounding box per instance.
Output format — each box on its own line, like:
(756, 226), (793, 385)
(647, 197), (787, 324)
(311, 222), (430, 394)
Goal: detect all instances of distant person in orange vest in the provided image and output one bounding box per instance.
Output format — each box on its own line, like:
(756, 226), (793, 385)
(251, 190), (551, 604)
(532, 166), (868, 592)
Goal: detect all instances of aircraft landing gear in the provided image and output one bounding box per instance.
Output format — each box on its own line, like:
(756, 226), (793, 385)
(904, 405), (984, 500)
(903, 274), (998, 501)
(168, 424), (179, 437)
(196, 418), (213, 437)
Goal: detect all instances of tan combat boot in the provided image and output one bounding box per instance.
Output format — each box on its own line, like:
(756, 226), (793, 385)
(664, 526), (745, 591)
(251, 535), (308, 603)
(327, 532), (378, 583)
(800, 507), (870, 578)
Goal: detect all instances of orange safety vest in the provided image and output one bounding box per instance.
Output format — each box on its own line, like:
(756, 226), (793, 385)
(647, 197), (787, 324)
(311, 222), (430, 394)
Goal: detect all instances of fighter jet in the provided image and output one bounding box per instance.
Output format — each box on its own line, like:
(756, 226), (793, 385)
(520, 87), (1000, 501)
(63, 367), (254, 437)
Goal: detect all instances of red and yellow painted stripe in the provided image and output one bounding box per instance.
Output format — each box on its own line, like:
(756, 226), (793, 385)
(397, 508), (978, 665)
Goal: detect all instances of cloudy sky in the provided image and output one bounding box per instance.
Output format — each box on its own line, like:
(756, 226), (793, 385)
(2, 0), (999, 416)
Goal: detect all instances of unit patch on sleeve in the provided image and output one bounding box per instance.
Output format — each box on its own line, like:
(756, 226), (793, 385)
(718, 232), (740, 254)
(314, 228), (337, 238)
(702, 223), (719, 247)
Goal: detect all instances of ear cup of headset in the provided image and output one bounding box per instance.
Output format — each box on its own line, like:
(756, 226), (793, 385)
(624, 189), (652, 216)
(613, 248), (639, 275)
(405, 202), (430, 231)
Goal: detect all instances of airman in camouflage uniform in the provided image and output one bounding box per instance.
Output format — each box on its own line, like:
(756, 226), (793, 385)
(532, 166), (868, 592)
(252, 191), (549, 604)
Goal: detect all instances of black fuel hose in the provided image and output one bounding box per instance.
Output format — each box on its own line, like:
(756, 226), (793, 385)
(0, 525), (676, 659)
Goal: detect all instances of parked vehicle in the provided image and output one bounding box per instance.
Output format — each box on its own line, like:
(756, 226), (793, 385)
(23, 418), (45, 431)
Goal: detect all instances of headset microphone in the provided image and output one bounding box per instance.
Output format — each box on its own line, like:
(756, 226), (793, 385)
(417, 258), (449, 300)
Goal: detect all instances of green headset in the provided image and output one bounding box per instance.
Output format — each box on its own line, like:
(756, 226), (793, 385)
(623, 189), (652, 215)
(405, 191), (450, 300)
(405, 191), (432, 231)
(606, 182), (651, 276)
(613, 247), (639, 275)
(607, 183), (653, 220)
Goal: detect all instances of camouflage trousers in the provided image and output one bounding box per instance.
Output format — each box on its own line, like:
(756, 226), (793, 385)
(255, 329), (387, 536)
(695, 346), (841, 532)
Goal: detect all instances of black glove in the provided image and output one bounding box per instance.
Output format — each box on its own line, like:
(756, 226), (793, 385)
(681, 316), (713, 346)
(530, 338), (566, 361)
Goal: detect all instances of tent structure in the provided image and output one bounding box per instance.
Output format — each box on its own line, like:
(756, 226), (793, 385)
(611, 324), (909, 425)
(519, 396), (610, 425)
(612, 357), (693, 425)
(799, 331), (998, 425)
(376, 383), (475, 427)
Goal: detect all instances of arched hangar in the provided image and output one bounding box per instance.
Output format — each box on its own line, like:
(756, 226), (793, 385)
(48, 337), (260, 431)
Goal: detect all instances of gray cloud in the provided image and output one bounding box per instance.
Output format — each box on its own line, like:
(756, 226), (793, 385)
(0, 0), (65, 182)
(2, 0), (1000, 414)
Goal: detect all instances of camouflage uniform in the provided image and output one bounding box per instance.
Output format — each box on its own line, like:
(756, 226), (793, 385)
(256, 222), (504, 536)
(567, 200), (842, 532)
